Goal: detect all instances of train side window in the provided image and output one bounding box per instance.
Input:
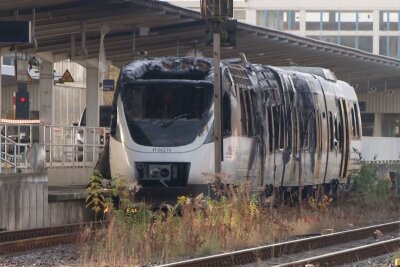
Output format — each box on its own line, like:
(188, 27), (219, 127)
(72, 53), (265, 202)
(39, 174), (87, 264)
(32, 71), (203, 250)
(272, 106), (280, 150)
(246, 90), (256, 137)
(286, 106), (292, 149)
(308, 113), (317, 150)
(338, 121), (343, 152)
(334, 117), (340, 150)
(353, 103), (360, 138)
(239, 88), (248, 136)
(267, 107), (273, 152)
(279, 106), (285, 149)
(222, 93), (231, 137)
(350, 107), (356, 137)
(329, 112), (334, 150)
(239, 88), (256, 137)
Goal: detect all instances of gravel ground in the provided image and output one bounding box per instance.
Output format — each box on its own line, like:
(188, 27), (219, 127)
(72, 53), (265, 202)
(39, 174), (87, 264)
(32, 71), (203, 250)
(0, 244), (80, 267)
(342, 253), (397, 267)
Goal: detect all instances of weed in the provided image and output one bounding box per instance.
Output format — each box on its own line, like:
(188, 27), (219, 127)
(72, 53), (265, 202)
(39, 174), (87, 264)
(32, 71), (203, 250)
(349, 149), (393, 206)
(86, 170), (106, 217)
(81, 172), (400, 266)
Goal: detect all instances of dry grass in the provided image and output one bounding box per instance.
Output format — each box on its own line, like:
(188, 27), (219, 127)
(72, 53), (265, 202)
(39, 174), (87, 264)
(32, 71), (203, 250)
(80, 177), (399, 266)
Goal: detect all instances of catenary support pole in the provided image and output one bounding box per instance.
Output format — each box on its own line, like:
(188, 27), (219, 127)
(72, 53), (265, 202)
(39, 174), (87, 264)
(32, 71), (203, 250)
(0, 51), (2, 120)
(213, 32), (222, 174)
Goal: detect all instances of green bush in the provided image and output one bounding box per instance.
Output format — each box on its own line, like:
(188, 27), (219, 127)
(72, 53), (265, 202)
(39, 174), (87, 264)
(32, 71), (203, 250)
(350, 149), (392, 205)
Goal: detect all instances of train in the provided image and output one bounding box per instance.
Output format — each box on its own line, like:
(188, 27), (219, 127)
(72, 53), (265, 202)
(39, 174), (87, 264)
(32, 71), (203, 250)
(97, 56), (361, 200)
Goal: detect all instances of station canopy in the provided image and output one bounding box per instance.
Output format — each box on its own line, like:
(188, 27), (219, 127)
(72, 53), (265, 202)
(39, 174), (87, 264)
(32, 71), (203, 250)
(0, 0), (399, 93)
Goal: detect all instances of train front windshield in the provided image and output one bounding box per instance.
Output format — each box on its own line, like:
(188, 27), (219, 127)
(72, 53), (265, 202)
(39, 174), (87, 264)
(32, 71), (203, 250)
(122, 81), (213, 147)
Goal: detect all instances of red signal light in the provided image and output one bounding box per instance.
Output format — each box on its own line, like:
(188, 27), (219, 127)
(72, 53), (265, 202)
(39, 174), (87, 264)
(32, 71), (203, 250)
(19, 97), (26, 103)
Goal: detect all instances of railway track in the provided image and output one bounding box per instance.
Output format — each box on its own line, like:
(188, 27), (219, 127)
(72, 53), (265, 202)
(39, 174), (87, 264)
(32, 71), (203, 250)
(0, 221), (106, 254)
(160, 221), (400, 267)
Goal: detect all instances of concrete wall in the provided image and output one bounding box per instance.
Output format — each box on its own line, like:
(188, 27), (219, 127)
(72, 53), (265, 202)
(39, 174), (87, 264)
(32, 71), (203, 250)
(362, 137), (400, 162)
(0, 171), (93, 230)
(358, 91), (400, 114)
(47, 167), (93, 187)
(0, 171), (48, 231)
(49, 200), (92, 226)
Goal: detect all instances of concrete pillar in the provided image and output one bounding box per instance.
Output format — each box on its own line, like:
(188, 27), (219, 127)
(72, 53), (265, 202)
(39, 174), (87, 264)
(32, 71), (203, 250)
(373, 113), (382, 137)
(372, 10), (380, 54)
(39, 61), (54, 125)
(86, 66), (100, 162)
(39, 61), (54, 146)
(86, 66), (99, 127)
(299, 10), (306, 37)
(0, 52), (2, 120)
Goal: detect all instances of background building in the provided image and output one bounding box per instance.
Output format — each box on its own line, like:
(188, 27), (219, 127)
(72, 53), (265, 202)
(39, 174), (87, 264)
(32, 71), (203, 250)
(167, 0), (400, 137)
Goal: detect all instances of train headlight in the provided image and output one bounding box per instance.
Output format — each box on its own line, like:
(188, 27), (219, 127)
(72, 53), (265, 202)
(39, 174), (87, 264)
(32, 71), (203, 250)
(150, 168), (160, 178)
(148, 164), (171, 180)
(137, 162), (144, 170)
(160, 168), (170, 178)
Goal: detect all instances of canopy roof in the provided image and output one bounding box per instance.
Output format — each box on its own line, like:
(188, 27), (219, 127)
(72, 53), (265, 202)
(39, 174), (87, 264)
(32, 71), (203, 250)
(0, 0), (399, 92)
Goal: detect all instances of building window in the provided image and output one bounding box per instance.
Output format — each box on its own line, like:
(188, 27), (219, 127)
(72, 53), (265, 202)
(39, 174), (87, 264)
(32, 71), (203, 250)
(336, 12), (373, 31)
(380, 11), (399, 31)
(341, 36), (357, 49)
(305, 11), (373, 31)
(382, 114), (400, 137)
(3, 56), (15, 66)
(358, 36), (373, 53)
(361, 113), (374, 137)
(234, 9), (246, 21)
(306, 11), (330, 30)
(308, 35), (372, 53)
(379, 36), (400, 58)
(257, 10), (300, 31)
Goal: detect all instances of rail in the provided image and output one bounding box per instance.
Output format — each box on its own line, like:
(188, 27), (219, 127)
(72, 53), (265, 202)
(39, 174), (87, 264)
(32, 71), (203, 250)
(0, 123), (109, 173)
(159, 221), (400, 267)
(0, 221), (107, 254)
(275, 237), (400, 266)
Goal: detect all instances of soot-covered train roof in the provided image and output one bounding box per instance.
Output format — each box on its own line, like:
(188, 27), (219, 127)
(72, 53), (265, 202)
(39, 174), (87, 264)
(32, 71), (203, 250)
(119, 57), (214, 84)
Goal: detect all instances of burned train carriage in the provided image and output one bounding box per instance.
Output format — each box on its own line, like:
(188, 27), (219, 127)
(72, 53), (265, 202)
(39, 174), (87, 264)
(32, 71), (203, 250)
(107, 57), (361, 196)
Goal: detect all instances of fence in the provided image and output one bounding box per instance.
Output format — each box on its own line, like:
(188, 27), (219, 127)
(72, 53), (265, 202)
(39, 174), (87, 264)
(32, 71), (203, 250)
(361, 137), (400, 163)
(0, 123), (108, 173)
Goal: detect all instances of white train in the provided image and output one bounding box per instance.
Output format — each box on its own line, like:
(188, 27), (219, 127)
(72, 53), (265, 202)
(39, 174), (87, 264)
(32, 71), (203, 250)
(103, 57), (361, 199)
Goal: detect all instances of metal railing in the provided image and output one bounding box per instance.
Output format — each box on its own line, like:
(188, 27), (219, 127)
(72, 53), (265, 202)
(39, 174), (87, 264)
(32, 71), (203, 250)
(0, 123), (108, 173)
(0, 131), (28, 174)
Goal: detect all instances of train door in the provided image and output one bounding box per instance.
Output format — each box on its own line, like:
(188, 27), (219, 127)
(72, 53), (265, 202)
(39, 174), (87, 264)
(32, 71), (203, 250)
(281, 75), (298, 185)
(315, 78), (330, 183)
(321, 81), (341, 182)
(237, 85), (261, 184)
(309, 78), (329, 184)
(338, 98), (350, 178)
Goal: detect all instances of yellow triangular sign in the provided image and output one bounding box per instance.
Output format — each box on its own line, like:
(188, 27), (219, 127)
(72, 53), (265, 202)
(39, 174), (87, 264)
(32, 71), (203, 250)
(27, 72), (33, 83)
(60, 69), (74, 83)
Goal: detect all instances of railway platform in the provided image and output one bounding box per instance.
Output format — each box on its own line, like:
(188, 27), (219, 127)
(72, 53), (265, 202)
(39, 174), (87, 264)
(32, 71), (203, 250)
(0, 123), (102, 231)
(0, 171), (92, 231)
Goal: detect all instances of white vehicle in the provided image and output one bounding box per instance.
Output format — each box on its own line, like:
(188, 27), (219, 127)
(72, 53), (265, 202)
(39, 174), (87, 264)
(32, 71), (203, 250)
(74, 105), (112, 161)
(104, 57), (361, 199)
